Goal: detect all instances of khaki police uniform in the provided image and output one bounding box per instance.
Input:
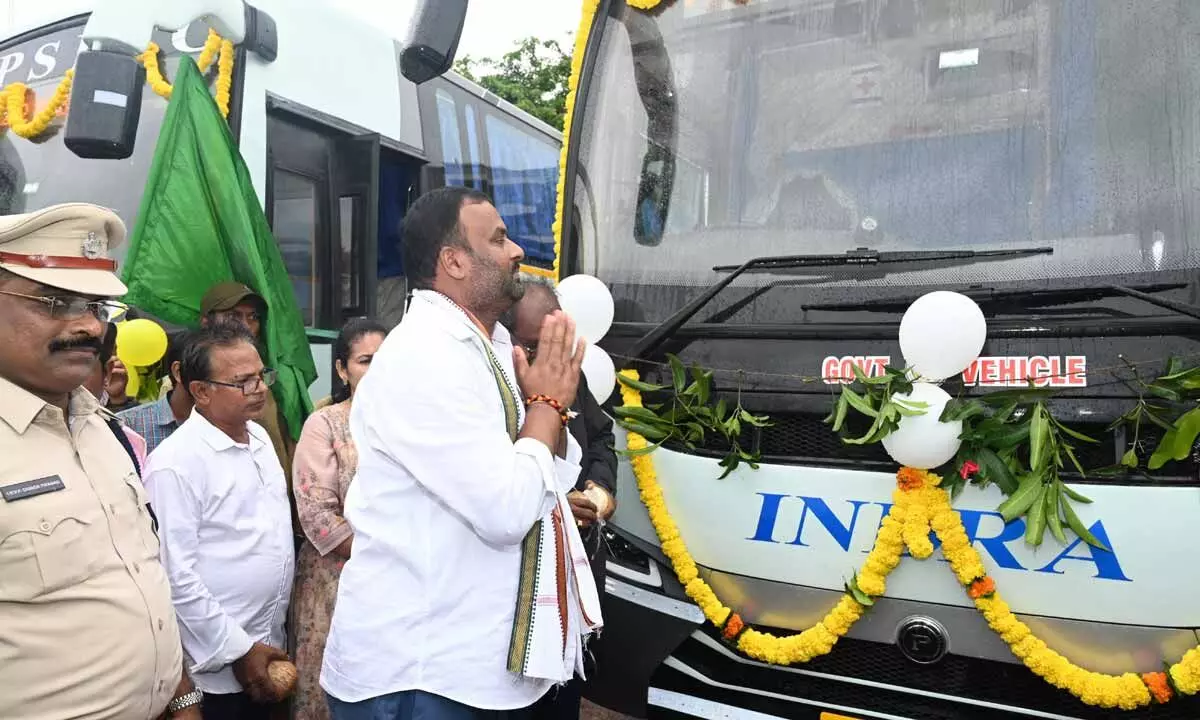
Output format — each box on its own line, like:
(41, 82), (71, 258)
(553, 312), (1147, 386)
(0, 204), (183, 719)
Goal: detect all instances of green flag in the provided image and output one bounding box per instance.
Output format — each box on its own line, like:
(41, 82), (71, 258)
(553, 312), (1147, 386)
(122, 57), (316, 440)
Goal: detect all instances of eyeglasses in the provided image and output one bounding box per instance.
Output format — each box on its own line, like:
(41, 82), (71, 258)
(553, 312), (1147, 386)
(0, 290), (128, 322)
(206, 368), (278, 395)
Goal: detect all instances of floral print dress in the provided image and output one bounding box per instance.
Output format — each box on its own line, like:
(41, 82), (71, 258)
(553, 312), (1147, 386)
(291, 401), (357, 720)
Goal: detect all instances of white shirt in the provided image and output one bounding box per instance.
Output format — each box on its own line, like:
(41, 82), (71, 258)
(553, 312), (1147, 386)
(144, 410), (295, 695)
(321, 290), (584, 710)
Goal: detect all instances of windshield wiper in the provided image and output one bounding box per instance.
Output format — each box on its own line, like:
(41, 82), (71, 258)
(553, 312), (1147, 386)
(804, 282), (1187, 312)
(1110, 285), (1200, 322)
(710, 246), (1052, 273)
(628, 247), (1054, 360)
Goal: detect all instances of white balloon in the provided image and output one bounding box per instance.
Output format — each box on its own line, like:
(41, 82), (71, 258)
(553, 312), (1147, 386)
(898, 291), (987, 381)
(557, 274), (615, 343)
(581, 345), (616, 404)
(880, 383), (962, 470)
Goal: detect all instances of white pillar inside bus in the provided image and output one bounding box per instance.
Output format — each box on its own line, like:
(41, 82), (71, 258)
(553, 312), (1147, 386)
(81, 0), (245, 54)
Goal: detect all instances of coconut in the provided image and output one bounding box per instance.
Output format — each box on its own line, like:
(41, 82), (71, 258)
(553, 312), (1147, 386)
(267, 660), (298, 699)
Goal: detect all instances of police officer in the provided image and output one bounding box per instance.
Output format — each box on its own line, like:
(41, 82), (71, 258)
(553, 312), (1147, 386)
(0, 204), (202, 719)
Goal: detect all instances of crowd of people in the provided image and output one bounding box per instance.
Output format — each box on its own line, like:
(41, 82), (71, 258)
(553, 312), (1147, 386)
(0, 188), (617, 720)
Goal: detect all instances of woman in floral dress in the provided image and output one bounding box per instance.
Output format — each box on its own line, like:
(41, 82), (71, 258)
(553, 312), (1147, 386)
(291, 318), (387, 720)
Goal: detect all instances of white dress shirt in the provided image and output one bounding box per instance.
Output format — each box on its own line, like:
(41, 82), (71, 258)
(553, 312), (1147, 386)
(321, 290), (584, 710)
(144, 409), (295, 695)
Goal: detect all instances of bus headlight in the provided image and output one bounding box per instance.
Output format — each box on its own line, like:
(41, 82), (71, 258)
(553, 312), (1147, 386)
(64, 50), (146, 160)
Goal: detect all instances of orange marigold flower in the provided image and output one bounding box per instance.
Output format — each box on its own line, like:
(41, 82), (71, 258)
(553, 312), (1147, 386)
(897, 467), (925, 491)
(723, 613), (745, 640)
(1142, 672), (1173, 704)
(967, 576), (996, 599)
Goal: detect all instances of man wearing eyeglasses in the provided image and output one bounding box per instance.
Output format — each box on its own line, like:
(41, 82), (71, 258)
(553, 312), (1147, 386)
(199, 281), (299, 539)
(144, 323), (296, 720)
(0, 203), (201, 719)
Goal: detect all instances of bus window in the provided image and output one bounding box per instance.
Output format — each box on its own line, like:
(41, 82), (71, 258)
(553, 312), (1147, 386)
(338, 194), (361, 309)
(464, 104), (485, 190)
(484, 114), (558, 267)
(435, 89), (466, 187)
(272, 168), (320, 326)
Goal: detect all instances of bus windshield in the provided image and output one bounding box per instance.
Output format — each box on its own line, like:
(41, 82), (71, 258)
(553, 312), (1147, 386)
(0, 19), (205, 263)
(574, 0), (1200, 315)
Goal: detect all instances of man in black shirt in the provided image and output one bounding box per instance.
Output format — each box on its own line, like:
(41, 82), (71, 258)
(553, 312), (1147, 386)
(504, 281), (617, 720)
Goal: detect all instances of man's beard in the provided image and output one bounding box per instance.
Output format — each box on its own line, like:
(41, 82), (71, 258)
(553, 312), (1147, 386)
(469, 250), (524, 309)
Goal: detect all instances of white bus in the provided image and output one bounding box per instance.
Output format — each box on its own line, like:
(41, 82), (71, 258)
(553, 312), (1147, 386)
(0, 0), (561, 399)
(553, 1), (1200, 720)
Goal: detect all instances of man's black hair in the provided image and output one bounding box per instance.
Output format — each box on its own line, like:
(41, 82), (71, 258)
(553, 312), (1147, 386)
(165, 329), (195, 373)
(178, 323), (257, 399)
(401, 186), (491, 290)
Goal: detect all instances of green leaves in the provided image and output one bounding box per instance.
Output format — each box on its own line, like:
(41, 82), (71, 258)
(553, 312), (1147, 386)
(1029, 404), (1048, 473)
(997, 473), (1043, 523)
(453, 38), (572, 130)
(1023, 483), (1048, 547)
(1108, 357), (1200, 474)
(1148, 406), (1200, 470)
(825, 366), (927, 446)
(845, 574), (875, 607)
(616, 374), (667, 393)
(1060, 493), (1110, 551)
(974, 447), (1018, 495)
(614, 356), (772, 479)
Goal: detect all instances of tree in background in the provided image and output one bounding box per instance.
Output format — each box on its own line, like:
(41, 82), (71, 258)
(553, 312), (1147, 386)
(455, 36), (571, 131)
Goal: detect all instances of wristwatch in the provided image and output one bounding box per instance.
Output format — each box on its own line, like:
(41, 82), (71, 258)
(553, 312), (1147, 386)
(167, 688), (203, 715)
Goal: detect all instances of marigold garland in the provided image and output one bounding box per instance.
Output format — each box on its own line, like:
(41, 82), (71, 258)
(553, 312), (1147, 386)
(214, 38), (235, 118)
(549, 0), (602, 280)
(138, 30), (232, 118)
(0, 28), (233, 141)
(617, 368), (1200, 711)
(2, 69), (73, 138)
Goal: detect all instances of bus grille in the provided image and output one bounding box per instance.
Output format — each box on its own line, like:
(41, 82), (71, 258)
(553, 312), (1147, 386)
(658, 625), (1200, 719)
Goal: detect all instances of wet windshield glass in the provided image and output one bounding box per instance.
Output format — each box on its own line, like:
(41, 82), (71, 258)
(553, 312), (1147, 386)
(573, 1), (1200, 311)
(0, 20), (207, 263)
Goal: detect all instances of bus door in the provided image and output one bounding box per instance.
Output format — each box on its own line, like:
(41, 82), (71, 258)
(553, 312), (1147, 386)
(266, 109), (422, 401)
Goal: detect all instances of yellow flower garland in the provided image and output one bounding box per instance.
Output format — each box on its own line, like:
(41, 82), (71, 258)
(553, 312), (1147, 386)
(138, 29), (233, 119)
(214, 38), (235, 118)
(618, 368), (1200, 710)
(3, 69), (73, 138)
(0, 29), (234, 141)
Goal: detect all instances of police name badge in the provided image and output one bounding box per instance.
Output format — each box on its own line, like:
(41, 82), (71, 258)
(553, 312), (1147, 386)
(1, 475), (66, 502)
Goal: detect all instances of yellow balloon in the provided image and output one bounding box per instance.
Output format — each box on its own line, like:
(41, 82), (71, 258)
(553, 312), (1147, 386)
(116, 318), (168, 367)
(124, 365), (141, 399)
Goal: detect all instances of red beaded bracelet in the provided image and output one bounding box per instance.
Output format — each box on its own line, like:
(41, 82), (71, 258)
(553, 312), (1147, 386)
(525, 394), (570, 427)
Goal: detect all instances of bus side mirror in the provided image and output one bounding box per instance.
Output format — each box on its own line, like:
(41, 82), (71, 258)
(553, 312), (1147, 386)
(64, 50), (146, 160)
(400, 0), (469, 85)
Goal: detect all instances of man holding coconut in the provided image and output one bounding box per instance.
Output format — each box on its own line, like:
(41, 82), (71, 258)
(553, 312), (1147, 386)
(145, 323), (296, 720)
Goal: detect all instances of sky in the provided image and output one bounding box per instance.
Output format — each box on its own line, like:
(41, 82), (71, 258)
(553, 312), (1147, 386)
(0, 0), (581, 61)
